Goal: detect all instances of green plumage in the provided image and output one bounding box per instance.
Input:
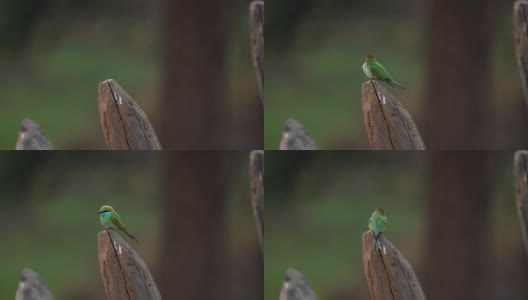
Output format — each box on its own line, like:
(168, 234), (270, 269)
(363, 54), (405, 90)
(368, 208), (388, 251)
(98, 205), (138, 243)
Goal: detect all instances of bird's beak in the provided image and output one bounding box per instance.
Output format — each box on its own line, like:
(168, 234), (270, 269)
(96, 211), (102, 214)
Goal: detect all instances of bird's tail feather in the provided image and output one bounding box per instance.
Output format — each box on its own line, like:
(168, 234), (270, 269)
(123, 230), (140, 244)
(391, 80), (406, 90)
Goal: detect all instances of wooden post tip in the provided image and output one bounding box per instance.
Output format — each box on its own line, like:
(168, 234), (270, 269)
(17, 268), (54, 300)
(99, 79), (116, 85)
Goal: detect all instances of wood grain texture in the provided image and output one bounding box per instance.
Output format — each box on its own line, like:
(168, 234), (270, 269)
(15, 119), (53, 150)
(250, 150), (264, 253)
(98, 230), (161, 300)
(362, 231), (426, 300)
(514, 151), (528, 259)
(279, 268), (318, 300)
(98, 79), (162, 150)
(250, 1), (264, 104)
(15, 268), (54, 300)
(362, 81), (425, 150)
(515, 1), (528, 108)
(279, 119), (318, 150)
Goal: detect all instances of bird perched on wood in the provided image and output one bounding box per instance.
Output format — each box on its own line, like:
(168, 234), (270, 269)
(362, 54), (405, 90)
(368, 208), (388, 250)
(97, 205), (138, 243)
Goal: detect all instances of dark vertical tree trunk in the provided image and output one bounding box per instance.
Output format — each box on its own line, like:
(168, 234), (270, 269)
(162, 0), (227, 149)
(425, 0), (493, 293)
(425, 152), (491, 300)
(425, 0), (492, 149)
(159, 152), (227, 299)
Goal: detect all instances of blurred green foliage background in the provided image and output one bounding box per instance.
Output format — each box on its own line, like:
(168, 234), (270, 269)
(265, 1), (521, 149)
(0, 151), (258, 299)
(265, 151), (523, 299)
(0, 0), (256, 149)
(0, 152), (162, 298)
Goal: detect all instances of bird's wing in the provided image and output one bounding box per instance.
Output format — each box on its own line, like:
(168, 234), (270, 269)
(369, 62), (392, 81)
(110, 213), (127, 231)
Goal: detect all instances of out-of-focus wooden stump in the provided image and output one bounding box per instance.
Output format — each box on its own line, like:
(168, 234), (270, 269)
(98, 230), (161, 300)
(279, 119), (318, 150)
(250, 1), (264, 104)
(514, 1), (528, 108)
(98, 79), (162, 150)
(514, 151), (528, 259)
(279, 268), (318, 300)
(362, 231), (426, 300)
(15, 119), (53, 150)
(362, 80), (425, 150)
(15, 268), (54, 300)
(250, 150), (264, 253)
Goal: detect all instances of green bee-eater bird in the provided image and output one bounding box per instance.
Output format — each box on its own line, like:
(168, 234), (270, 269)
(363, 54), (405, 90)
(97, 205), (138, 243)
(368, 207), (388, 251)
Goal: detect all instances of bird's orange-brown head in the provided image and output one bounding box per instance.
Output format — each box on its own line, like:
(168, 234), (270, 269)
(366, 54), (376, 62)
(374, 207), (385, 215)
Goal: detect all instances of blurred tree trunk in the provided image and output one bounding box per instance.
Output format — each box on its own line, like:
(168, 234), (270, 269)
(161, 0), (227, 149)
(159, 152), (227, 299)
(229, 245), (263, 300)
(424, 0), (491, 149)
(0, 153), (48, 206)
(425, 152), (491, 300)
(0, 0), (49, 54)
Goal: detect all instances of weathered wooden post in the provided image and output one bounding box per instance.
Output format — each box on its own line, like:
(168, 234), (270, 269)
(98, 79), (162, 150)
(514, 150), (528, 258)
(15, 119), (53, 150)
(362, 231), (426, 299)
(514, 1), (528, 108)
(250, 150), (264, 253)
(98, 230), (161, 300)
(279, 268), (318, 300)
(362, 80), (425, 150)
(15, 268), (54, 300)
(250, 1), (264, 104)
(279, 119), (318, 150)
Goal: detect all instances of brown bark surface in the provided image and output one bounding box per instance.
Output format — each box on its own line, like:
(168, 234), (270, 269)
(362, 232), (426, 300)
(98, 79), (161, 150)
(362, 81), (424, 150)
(97, 230), (161, 300)
(250, 150), (264, 253)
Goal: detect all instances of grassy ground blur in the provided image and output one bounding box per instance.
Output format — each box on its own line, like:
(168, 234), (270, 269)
(265, 152), (520, 300)
(265, 5), (521, 149)
(0, 152), (258, 299)
(265, 16), (422, 149)
(0, 153), (162, 298)
(0, 20), (159, 149)
(0, 4), (258, 149)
